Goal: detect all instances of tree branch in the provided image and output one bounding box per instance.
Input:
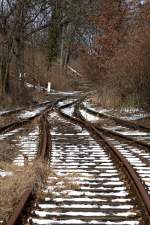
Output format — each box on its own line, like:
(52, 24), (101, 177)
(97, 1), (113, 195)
(25, 21), (51, 37)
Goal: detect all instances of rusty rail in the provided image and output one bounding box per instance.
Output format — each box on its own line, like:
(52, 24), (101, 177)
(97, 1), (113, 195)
(6, 114), (50, 225)
(76, 108), (150, 219)
(38, 114), (51, 160)
(0, 97), (65, 134)
(5, 98), (150, 225)
(0, 106), (52, 135)
(59, 100), (78, 109)
(57, 105), (150, 223)
(82, 104), (150, 133)
(0, 115), (39, 134)
(76, 104), (150, 149)
(95, 124), (150, 149)
(0, 101), (52, 117)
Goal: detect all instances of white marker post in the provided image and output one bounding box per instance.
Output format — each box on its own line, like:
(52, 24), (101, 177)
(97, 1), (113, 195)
(19, 73), (22, 80)
(47, 82), (51, 93)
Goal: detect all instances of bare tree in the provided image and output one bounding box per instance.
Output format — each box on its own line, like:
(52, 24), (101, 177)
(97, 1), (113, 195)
(0, 0), (51, 103)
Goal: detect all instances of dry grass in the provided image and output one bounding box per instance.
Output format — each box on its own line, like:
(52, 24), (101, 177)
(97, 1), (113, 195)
(32, 91), (48, 103)
(0, 160), (48, 223)
(90, 92), (122, 109)
(0, 115), (16, 128)
(47, 62), (73, 91)
(90, 91), (140, 109)
(0, 142), (17, 162)
(0, 117), (5, 127)
(24, 46), (74, 92)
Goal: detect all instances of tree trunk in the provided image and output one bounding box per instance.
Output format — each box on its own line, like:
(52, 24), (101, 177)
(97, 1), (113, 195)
(12, 0), (26, 104)
(0, 36), (11, 99)
(48, 1), (62, 64)
(60, 22), (73, 69)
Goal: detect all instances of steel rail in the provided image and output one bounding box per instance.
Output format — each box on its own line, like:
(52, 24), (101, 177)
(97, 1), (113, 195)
(76, 103), (150, 149)
(38, 113), (51, 160)
(75, 101), (150, 149)
(95, 124), (150, 149)
(6, 114), (50, 225)
(58, 100), (78, 110)
(5, 98), (150, 225)
(0, 110), (49, 135)
(0, 94), (69, 118)
(0, 101), (52, 117)
(56, 93), (88, 110)
(57, 106), (150, 223)
(0, 96), (68, 135)
(57, 94), (91, 112)
(82, 104), (150, 133)
(75, 107), (150, 219)
(0, 114), (41, 134)
(5, 98), (77, 225)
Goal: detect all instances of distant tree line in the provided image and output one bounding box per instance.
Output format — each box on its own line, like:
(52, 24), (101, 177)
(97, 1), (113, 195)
(0, 0), (149, 108)
(0, 0), (98, 104)
(80, 0), (150, 109)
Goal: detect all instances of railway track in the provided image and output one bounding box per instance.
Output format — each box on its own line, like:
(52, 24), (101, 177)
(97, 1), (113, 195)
(77, 106), (150, 194)
(77, 103), (150, 142)
(2, 98), (150, 225)
(75, 103), (150, 195)
(81, 104), (150, 132)
(0, 97), (66, 224)
(80, 104), (150, 144)
(0, 96), (72, 135)
(0, 122), (39, 166)
(6, 113), (50, 225)
(0, 96), (79, 167)
(0, 103), (51, 135)
(0, 101), (53, 117)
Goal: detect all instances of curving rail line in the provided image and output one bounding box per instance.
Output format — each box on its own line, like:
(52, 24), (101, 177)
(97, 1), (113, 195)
(2, 98), (150, 225)
(81, 104), (150, 133)
(77, 104), (150, 149)
(72, 106), (150, 218)
(0, 97), (69, 135)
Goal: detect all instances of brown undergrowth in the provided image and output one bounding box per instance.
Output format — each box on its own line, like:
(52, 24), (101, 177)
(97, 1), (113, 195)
(0, 142), (17, 163)
(0, 160), (48, 223)
(90, 93), (140, 110)
(47, 62), (75, 91)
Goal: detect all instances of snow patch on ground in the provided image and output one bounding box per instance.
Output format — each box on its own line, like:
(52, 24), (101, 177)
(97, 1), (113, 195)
(105, 127), (149, 136)
(0, 110), (10, 115)
(18, 106), (46, 119)
(50, 89), (80, 95)
(0, 170), (13, 177)
(83, 100), (150, 121)
(83, 102), (111, 114)
(58, 99), (75, 107)
(30, 218), (139, 225)
(80, 109), (99, 122)
(62, 106), (75, 117)
(121, 114), (150, 121)
(13, 127), (39, 166)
